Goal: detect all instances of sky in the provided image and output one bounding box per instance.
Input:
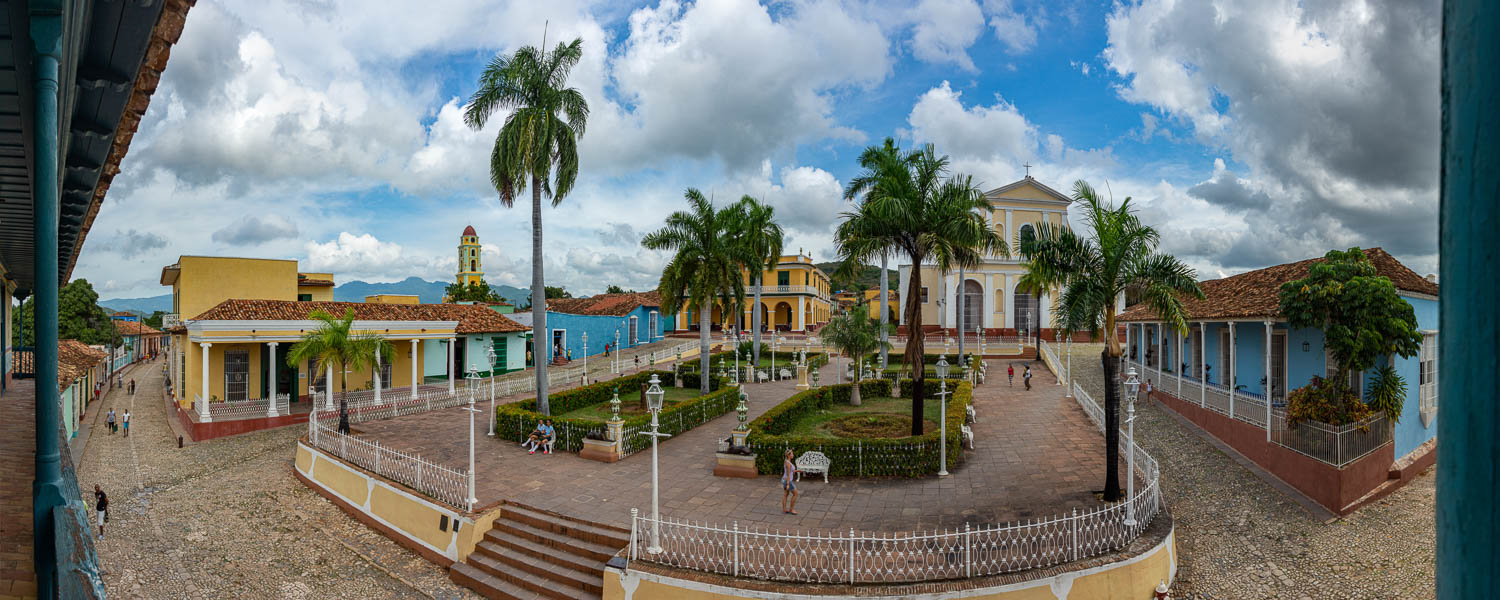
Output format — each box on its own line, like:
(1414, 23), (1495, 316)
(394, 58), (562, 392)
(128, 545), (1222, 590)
(79, 0), (1442, 301)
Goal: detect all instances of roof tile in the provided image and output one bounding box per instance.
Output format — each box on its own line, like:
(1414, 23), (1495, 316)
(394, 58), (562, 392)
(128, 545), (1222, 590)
(188, 300), (528, 333)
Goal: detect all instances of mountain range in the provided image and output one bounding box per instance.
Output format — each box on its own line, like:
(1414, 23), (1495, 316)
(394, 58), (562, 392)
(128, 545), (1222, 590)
(101, 277), (531, 315)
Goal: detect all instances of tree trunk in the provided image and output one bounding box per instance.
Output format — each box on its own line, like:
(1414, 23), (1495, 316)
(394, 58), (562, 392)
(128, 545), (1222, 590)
(531, 175), (550, 415)
(338, 364), (350, 435)
(880, 253), (889, 368)
(905, 259), (926, 436)
(1101, 349), (1123, 501)
(957, 266), (965, 365)
(699, 303), (711, 395)
(752, 274), (762, 367)
(850, 352), (862, 406)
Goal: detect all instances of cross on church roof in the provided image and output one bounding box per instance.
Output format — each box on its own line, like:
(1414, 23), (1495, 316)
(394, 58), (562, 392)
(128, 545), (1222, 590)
(1023, 163), (1033, 177)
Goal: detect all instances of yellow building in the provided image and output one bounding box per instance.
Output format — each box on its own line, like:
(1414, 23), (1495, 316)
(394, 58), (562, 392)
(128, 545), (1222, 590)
(671, 253), (833, 333)
(898, 176), (1067, 336)
(366, 294), (420, 304)
(160, 256), (527, 423)
(457, 225), (483, 286)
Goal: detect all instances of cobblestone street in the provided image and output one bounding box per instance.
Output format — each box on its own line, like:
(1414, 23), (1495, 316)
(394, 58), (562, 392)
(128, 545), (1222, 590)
(1061, 343), (1436, 599)
(76, 359), (474, 599)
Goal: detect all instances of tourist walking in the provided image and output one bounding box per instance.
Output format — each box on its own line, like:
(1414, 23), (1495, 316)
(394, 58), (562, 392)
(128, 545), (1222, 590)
(1007, 365), (1014, 386)
(128, 379), (135, 396)
(1023, 365), (1032, 391)
(93, 485), (108, 538)
(781, 449), (800, 515)
(122, 410), (131, 437)
(106, 408), (116, 435)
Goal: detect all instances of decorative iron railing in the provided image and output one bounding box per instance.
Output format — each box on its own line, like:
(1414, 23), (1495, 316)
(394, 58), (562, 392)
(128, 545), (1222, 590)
(310, 419), (471, 510)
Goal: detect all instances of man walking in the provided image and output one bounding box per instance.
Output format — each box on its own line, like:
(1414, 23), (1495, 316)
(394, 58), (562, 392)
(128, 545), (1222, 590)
(93, 485), (108, 538)
(106, 408), (116, 435)
(129, 379), (135, 396)
(1007, 365), (1014, 387)
(1023, 365), (1032, 391)
(123, 409), (131, 437)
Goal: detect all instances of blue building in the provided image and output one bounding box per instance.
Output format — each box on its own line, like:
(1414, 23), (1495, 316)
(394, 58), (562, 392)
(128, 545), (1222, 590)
(510, 292), (668, 363)
(1117, 248), (1438, 513)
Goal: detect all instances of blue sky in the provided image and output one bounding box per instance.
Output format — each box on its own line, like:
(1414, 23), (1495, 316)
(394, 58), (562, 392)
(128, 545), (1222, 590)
(80, 0), (1440, 301)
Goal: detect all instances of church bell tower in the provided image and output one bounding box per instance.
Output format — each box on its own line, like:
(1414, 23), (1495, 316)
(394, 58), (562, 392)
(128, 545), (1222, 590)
(457, 225), (483, 286)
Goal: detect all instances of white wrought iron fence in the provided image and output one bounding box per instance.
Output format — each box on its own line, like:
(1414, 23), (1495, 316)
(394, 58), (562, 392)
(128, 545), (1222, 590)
(309, 420), (471, 509)
(203, 395), (291, 421)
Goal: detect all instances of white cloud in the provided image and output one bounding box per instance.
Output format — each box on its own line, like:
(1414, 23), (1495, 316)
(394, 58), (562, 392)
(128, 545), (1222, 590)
(907, 81), (1037, 164)
(984, 0), (1038, 54)
(907, 0), (985, 71)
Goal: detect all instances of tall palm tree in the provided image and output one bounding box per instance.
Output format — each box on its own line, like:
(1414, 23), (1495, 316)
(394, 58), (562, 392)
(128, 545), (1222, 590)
(1016, 180), (1203, 501)
(286, 309), (395, 434)
(464, 36), (590, 415)
(643, 189), (751, 394)
(819, 307), (891, 406)
(732, 196), (784, 366)
(835, 139), (1005, 435)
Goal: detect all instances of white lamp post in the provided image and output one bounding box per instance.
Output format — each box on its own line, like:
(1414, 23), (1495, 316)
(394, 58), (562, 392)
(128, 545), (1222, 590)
(1123, 367), (1141, 527)
(639, 374), (672, 554)
(486, 347), (497, 436)
(462, 365), (483, 511)
(935, 355), (951, 477)
(582, 332), (588, 385)
(614, 330), (621, 374)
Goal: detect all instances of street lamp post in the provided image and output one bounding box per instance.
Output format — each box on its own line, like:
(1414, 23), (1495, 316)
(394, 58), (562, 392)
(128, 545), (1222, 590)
(639, 375), (672, 554)
(462, 365), (483, 511)
(1123, 367), (1141, 527)
(486, 347), (497, 437)
(615, 330), (621, 374)
(582, 332), (589, 385)
(935, 355), (951, 477)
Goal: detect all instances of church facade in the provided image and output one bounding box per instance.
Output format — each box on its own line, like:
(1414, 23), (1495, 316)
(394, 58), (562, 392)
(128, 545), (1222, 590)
(897, 176), (1069, 336)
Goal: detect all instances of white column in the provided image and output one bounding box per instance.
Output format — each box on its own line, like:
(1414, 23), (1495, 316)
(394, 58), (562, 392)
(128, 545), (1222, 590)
(1002, 277), (1013, 330)
(1177, 329), (1184, 397)
(325, 363), (335, 410)
(1264, 320), (1273, 441)
(374, 345), (383, 405)
(199, 342), (212, 422)
(1228, 322), (1237, 417)
(796, 296), (805, 331)
(447, 338), (456, 393)
(1199, 324), (1207, 408)
(411, 339), (420, 393)
(1156, 322), (1162, 382)
(267, 342), (280, 417)
(1004, 209), (1014, 250)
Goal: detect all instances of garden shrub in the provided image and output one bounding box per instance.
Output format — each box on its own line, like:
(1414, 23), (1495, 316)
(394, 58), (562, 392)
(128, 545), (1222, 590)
(495, 370), (737, 453)
(1284, 375), (1376, 428)
(745, 379), (970, 477)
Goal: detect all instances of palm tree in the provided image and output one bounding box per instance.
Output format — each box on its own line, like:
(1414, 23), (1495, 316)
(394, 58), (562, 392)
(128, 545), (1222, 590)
(818, 307), (891, 406)
(643, 189), (751, 394)
(732, 196), (784, 366)
(1016, 180), (1203, 501)
(286, 309), (395, 434)
(464, 36), (590, 415)
(835, 139), (1005, 435)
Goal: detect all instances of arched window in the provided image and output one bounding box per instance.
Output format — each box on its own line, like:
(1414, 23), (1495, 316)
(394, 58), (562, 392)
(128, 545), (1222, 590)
(1018, 223), (1036, 243)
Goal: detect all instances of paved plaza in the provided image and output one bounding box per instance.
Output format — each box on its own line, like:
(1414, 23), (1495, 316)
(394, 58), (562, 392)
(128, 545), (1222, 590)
(357, 358), (1107, 533)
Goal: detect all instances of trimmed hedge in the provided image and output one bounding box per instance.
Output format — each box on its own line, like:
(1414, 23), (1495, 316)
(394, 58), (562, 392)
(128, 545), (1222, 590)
(744, 379), (971, 478)
(495, 370), (736, 454)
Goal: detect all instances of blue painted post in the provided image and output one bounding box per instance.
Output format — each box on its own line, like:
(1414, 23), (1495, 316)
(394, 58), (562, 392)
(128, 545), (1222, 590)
(29, 2), (63, 597)
(1439, 1), (1500, 596)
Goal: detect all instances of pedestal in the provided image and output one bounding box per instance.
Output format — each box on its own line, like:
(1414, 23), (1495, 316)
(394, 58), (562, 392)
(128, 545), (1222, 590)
(796, 364), (809, 390)
(731, 429), (750, 448)
(714, 452), (758, 478)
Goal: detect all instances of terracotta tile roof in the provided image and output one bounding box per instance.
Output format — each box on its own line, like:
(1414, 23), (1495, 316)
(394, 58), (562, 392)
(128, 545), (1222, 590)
(115, 321), (162, 336)
(189, 300), (528, 334)
(1118, 248), (1439, 322)
(58, 340), (107, 393)
(546, 291), (663, 316)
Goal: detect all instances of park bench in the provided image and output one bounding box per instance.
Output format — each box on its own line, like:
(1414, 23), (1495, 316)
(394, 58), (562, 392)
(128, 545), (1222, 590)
(966, 404), (977, 423)
(794, 451), (830, 483)
(961, 424), (974, 450)
(756, 370), (770, 383)
(780, 368), (793, 380)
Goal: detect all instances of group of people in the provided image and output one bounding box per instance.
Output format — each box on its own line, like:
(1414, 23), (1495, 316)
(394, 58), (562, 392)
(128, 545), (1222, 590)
(1007, 363), (1033, 390)
(524, 419), (555, 455)
(105, 408), (130, 436)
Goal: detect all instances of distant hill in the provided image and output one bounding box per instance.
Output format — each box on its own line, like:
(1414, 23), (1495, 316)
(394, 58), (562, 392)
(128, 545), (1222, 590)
(814, 261), (898, 294)
(103, 277), (532, 315)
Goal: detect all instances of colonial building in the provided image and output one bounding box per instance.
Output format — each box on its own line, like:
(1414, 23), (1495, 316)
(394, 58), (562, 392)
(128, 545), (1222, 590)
(898, 175), (1068, 336)
(670, 253), (833, 333)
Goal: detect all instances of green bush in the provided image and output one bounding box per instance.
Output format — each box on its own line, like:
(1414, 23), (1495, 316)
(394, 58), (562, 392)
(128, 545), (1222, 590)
(744, 379), (970, 477)
(494, 370), (737, 454)
(1285, 375), (1375, 428)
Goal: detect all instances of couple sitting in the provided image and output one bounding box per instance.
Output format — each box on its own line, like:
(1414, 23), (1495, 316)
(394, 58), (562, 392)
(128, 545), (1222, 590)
(524, 419), (555, 455)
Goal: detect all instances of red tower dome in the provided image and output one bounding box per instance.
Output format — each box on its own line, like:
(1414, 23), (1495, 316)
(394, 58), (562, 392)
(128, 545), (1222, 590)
(462, 225), (477, 236)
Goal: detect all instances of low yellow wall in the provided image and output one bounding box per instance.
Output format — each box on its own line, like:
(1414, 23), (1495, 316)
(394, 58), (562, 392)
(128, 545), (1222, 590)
(294, 441), (501, 563)
(604, 528), (1174, 600)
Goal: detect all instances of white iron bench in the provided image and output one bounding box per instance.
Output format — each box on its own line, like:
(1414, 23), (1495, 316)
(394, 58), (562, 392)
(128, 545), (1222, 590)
(794, 451), (830, 483)
(966, 404), (977, 423)
(756, 370), (770, 383)
(780, 368), (793, 380)
(961, 424), (974, 449)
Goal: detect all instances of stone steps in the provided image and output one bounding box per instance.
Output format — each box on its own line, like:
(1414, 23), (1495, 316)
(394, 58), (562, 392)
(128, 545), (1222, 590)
(449, 501), (626, 600)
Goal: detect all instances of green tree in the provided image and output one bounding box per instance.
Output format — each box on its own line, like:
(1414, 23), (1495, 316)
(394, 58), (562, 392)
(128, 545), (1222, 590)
(14, 280), (123, 348)
(1277, 247), (1421, 387)
(834, 139), (1004, 436)
(445, 280), (503, 303)
(731, 196), (784, 367)
(1016, 180), (1204, 501)
(544, 286), (573, 299)
(605, 284), (627, 294)
(643, 189), (752, 394)
(465, 35), (590, 415)
(143, 310), (165, 330)
(818, 307), (891, 406)
(286, 309), (395, 434)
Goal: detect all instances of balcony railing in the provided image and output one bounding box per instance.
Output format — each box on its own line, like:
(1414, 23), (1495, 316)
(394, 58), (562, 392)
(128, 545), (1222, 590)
(162, 313), (182, 329)
(745, 285), (829, 299)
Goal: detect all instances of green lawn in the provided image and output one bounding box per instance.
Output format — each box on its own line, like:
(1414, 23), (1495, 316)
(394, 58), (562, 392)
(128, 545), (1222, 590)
(555, 386), (707, 422)
(780, 395), (946, 440)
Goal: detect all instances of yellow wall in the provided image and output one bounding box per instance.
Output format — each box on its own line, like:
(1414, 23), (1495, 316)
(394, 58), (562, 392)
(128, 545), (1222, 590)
(177, 331), (435, 407)
(298, 284), (334, 301)
(604, 528), (1174, 600)
(366, 294), (420, 304)
(172, 256), (301, 319)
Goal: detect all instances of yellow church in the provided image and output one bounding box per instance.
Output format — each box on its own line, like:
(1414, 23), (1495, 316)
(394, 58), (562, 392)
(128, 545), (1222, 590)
(671, 253), (833, 333)
(898, 175), (1069, 337)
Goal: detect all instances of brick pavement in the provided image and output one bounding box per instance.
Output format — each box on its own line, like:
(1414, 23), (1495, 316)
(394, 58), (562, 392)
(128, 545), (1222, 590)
(357, 359), (1109, 534)
(0, 379), (37, 599)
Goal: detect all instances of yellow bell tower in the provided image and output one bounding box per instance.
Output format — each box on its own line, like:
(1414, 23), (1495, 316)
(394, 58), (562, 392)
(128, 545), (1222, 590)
(457, 225), (483, 286)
